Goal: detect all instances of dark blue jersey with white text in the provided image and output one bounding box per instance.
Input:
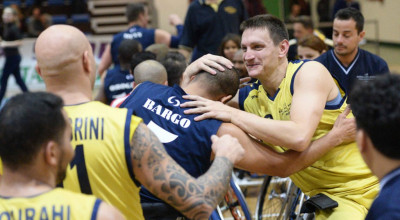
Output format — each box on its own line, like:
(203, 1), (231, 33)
(111, 25), (155, 65)
(119, 82), (222, 203)
(104, 66), (134, 104)
(315, 48), (389, 95)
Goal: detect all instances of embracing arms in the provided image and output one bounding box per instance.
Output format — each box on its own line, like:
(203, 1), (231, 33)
(131, 123), (244, 219)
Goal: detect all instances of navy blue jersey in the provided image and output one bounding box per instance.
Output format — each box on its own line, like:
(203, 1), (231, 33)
(111, 25), (155, 65)
(104, 66), (134, 104)
(315, 49), (389, 95)
(119, 82), (222, 203)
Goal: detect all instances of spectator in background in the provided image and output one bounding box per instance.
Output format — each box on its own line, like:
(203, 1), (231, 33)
(218, 33), (241, 61)
(130, 51), (157, 72)
(179, 0), (247, 62)
(161, 51), (187, 87)
(288, 16), (326, 61)
(297, 35), (328, 60)
(0, 7), (28, 105)
(243, 0), (267, 17)
(96, 39), (142, 105)
(286, 3), (302, 23)
(97, 3), (183, 76)
(315, 8), (389, 97)
(27, 7), (52, 37)
(232, 50), (248, 78)
(145, 43), (169, 61)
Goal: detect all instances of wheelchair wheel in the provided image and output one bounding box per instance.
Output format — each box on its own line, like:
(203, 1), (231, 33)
(255, 176), (302, 220)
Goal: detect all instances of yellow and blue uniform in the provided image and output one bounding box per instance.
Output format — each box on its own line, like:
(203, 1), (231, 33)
(63, 101), (144, 220)
(239, 60), (379, 219)
(0, 188), (100, 220)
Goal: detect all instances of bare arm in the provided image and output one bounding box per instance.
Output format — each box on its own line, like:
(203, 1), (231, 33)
(131, 123), (244, 219)
(218, 106), (355, 177)
(183, 62), (338, 151)
(97, 44), (112, 77)
(0, 40), (22, 47)
(96, 201), (125, 220)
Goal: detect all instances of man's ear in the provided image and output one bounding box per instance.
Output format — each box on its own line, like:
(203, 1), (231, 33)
(44, 141), (59, 166)
(220, 95), (233, 104)
(163, 80), (168, 86)
(356, 129), (370, 154)
(359, 30), (366, 40)
(35, 64), (42, 77)
(279, 39), (290, 58)
(82, 51), (92, 75)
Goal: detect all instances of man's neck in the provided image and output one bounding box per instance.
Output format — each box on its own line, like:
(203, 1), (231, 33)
(0, 167), (54, 197)
(373, 158), (400, 181)
(182, 83), (217, 101)
(334, 47), (359, 67)
(259, 59), (288, 97)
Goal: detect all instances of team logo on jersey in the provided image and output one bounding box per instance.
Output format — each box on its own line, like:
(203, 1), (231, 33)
(168, 96), (180, 107)
(147, 121), (178, 143)
(224, 6), (237, 14)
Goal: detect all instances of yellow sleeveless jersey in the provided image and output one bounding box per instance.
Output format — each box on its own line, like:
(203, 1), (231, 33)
(239, 61), (378, 203)
(0, 188), (100, 220)
(63, 101), (144, 220)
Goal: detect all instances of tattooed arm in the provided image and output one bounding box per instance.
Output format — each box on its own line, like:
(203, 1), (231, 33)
(131, 123), (244, 219)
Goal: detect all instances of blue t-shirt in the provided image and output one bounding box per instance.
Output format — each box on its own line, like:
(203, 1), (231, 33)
(119, 82), (222, 203)
(104, 66), (134, 104)
(315, 49), (389, 95)
(180, 0), (247, 62)
(110, 25), (155, 65)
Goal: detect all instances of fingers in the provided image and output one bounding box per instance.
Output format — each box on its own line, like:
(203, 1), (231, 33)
(211, 134), (219, 143)
(240, 77), (251, 84)
(342, 105), (351, 117)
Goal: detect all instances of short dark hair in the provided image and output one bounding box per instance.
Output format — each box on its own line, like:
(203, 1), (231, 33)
(194, 67), (240, 98)
(130, 51), (156, 73)
(335, 7), (364, 34)
(126, 3), (145, 22)
(350, 74), (400, 159)
(240, 14), (289, 46)
(293, 16), (313, 30)
(0, 92), (66, 170)
(118, 39), (142, 65)
(161, 51), (187, 87)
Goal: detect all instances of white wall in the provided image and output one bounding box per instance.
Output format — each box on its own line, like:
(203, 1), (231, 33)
(361, 0), (400, 44)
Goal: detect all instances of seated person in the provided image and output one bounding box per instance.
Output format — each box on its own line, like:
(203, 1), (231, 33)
(297, 35), (328, 60)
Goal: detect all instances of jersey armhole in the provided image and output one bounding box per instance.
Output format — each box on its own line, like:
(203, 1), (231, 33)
(90, 199), (102, 220)
(124, 109), (142, 187)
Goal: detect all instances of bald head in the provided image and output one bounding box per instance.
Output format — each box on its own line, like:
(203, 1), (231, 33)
(134, 60), (167, 85)
(35, 25), (94, 78)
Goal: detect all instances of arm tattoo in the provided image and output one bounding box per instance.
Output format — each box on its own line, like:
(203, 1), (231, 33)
(131, 123), (234, 219)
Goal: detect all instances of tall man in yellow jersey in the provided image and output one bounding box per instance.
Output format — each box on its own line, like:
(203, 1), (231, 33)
(0, 92), (124, 220)
(182, 15), (379, 219)
(34, 24), (245, 220)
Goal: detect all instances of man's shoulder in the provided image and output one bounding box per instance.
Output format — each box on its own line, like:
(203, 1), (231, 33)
(359, 48), (388, 64)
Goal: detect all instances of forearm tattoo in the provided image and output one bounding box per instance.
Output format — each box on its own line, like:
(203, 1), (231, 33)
(131, 123), (233, 219)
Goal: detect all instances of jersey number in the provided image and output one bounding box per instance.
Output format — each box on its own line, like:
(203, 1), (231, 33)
(70, 144), (93, 194)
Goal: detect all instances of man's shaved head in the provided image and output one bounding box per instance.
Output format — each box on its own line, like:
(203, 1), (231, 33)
(35, 25), (96, 99)
(134, 60), (167, 85)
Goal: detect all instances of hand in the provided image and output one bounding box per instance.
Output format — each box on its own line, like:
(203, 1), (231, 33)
(181, 54), (233, 86)
(169, 14), (182, 26)
(332, 105), (356, 144)
(181, 95), (235, 122)
(211, 135), (245, 164)
(239, 77), (252, 89)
